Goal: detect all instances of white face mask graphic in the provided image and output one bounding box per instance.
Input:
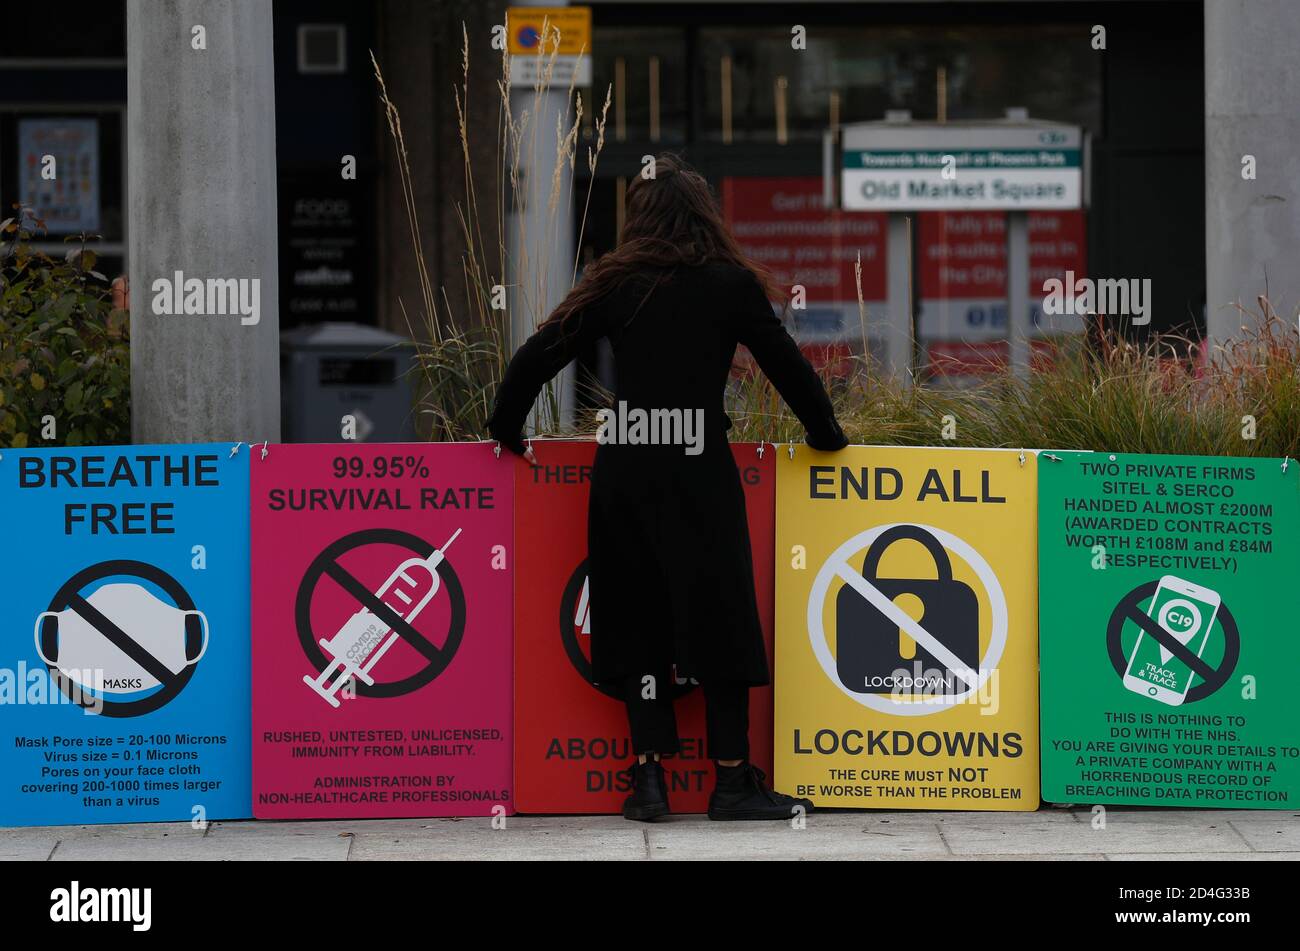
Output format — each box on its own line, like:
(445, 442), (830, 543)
(34, 582), (209, 694)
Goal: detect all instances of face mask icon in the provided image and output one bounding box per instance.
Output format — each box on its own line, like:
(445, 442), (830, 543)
(35, 582), (209, 694)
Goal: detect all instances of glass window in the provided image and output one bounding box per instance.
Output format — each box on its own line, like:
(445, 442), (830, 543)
(698, 24), (1101, 144)
(0, 1), (125, 58)
(0, 109), (126, 280)
(589, 27), (686, 145)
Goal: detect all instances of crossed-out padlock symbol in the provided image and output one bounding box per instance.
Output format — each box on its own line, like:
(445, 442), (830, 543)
(835, 525), (980, 694)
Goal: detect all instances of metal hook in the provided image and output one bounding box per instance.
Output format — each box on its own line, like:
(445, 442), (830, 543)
(756, 444), (765, 459)
(1283, 457), (1291, 474)
(260, 441), (269, 460)
(787, 444), (796, 460)
(1043, 452), (1062, 463)
(493, 442), (502, 458)
(1018, 449), (1026, 467)
(229, 442), (244, 458)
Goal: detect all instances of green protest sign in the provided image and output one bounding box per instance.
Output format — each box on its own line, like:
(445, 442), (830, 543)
(1039, 451), (1300, 808)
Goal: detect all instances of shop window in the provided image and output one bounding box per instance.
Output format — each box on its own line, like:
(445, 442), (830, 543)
(0, 2), (125, 59)
(589, 27), (686, 145)
(698, 24), (1100, 144)
(0, 109), (126, 281)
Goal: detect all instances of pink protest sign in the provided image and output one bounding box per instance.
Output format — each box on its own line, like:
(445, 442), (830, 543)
(250, 443), (513, 818)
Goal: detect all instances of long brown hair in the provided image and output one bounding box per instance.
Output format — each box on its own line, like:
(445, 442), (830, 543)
(542, 153), (783, 328)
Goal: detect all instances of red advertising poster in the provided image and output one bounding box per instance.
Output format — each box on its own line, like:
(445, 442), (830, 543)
(723, 177), (887, 375)
(919, 211), (1009, 376)
(513, 440), (776, 814)
(250, 443), (514, 818)
(1028, 210), (1088, 334)
(918, 210), (1086, 377)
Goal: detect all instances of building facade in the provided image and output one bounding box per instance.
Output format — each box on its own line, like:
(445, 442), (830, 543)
(5, 1), (1293, 436)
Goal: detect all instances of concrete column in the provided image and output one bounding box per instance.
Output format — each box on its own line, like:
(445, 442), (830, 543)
(884, 214), (914, 385)
(1205, 0), (1300, 342)
(509, 0), (577, 430)
(127, 0), (281, 443)
(1006, 212), (1030, 379)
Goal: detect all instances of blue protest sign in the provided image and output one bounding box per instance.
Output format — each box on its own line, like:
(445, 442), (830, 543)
(0, 445), (251, 826)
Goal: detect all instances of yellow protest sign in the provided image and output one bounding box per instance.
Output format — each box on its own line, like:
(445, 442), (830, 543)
(774, 446), (1040, 810)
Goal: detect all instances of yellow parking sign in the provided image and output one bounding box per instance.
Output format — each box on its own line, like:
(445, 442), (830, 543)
(507, 7), (592, 86)
(507, 7), (591, 56)
(774, 446), (1040, 810)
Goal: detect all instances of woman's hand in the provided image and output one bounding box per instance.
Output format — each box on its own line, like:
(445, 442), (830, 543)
(805, 419), (850, 452)
(492, 435), (537, 464)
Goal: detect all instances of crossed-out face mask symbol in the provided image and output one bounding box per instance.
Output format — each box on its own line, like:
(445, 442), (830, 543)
(33, 560), (210, 718)
(35, 582), (208, 693)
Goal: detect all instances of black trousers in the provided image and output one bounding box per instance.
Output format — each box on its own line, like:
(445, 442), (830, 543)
(619, 671), (750, 761)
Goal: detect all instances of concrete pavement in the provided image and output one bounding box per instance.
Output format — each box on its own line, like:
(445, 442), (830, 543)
(2, 808), (1297, 860)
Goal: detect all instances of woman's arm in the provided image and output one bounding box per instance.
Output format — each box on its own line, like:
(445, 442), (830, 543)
(731, 268), (849, 451)
(487, 306), (605, 455)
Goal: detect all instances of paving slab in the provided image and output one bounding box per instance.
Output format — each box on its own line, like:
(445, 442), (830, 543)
(646, 812), (949, 860)
(0, 837), (58, 861)
(50, 831), (350, 861)
(1108, 851), (1300, 861)
(347, 818), (644, 860)
(210, 817), (456, 838)
(2, 809), (1289, 860)
(892, 853), (1107, 861)
(1066, 808), (1267, 826)
(1225, 815), (1300, 852)
(2, 822), (197, 839)
(936, 811), (1255, 855)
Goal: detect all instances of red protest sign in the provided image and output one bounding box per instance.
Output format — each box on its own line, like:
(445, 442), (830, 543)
(513, 441), (775, 814)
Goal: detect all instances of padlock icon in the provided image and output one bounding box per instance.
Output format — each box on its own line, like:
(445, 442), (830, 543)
(835, 525), (979, 694)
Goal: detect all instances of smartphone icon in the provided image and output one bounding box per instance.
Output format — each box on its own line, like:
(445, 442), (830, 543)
(1122, 575), (1221, 706)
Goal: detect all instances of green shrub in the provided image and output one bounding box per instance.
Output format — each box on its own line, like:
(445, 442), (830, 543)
(387, 34), (1299, 459)
(725, 317), (1300, 459)
(0, 208), (130, 448)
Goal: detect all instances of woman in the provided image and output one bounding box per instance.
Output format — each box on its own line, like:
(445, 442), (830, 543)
(488, 154), (848, 821)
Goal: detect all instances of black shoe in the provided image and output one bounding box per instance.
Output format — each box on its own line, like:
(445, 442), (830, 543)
(622, 759), (671, 822)
(708, 762), (813, 821)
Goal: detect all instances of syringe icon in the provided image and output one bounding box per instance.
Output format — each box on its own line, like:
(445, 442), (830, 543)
(303, 528), (462, 708)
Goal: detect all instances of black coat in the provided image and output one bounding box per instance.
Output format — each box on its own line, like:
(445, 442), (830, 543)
(489, 262), (846, 686)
